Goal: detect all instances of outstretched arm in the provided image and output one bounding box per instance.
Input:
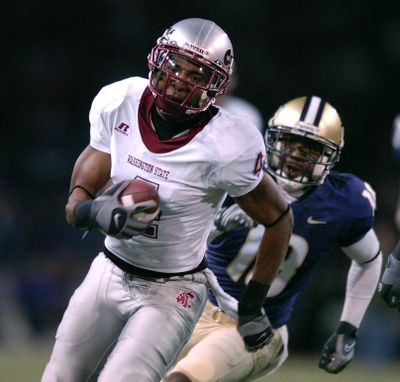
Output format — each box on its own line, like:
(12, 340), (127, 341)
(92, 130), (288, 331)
(235, 173), (293, 286)
(233, 173), (293, 352)
(319, 229), (382, 373)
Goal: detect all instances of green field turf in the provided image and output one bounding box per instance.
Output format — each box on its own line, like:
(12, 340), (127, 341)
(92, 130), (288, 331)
(261, 356), (400, 382)
(1, 342), (399, 382)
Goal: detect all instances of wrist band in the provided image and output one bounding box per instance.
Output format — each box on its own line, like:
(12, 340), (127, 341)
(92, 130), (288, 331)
(239, 279), (270, 315)
(73, 200), (94, 229)
(336, 321), (358, 337)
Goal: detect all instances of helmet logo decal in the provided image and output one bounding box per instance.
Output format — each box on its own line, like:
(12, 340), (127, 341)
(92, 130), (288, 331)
(224, 49), (233, 66)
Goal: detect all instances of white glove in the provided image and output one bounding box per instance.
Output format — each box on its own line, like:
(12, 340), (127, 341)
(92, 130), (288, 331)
(214, 204), (256, 232)
(74, 181), (152, 239)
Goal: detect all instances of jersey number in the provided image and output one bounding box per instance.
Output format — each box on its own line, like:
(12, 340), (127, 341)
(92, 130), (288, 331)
(362, 181), (376, 214)
(226, 227), (308, 297)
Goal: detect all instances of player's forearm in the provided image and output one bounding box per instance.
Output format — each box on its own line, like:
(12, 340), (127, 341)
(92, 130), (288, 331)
(66, 147), (112, 225)
(252, 210), (293, 285)
(66, 186), (95, 225)
(340, 254), (382, 327)
(237, 211), (292, 352)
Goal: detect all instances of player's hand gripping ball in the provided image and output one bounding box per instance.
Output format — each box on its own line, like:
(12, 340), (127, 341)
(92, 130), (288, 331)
(119, 179), (160, 223)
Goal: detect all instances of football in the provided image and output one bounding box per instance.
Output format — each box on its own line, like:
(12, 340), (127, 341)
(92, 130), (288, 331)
(119, 179), (160, 223)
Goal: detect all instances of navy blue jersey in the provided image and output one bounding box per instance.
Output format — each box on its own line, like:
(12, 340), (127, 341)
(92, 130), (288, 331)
(208, 171), (376, 328)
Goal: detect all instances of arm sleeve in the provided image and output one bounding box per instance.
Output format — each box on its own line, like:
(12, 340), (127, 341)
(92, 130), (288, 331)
(339, 229), (382, 327)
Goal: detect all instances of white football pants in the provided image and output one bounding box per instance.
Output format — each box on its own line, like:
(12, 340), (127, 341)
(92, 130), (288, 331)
(41, 252), (208, 382)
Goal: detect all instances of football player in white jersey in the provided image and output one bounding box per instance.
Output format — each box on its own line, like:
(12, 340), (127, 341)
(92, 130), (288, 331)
(41, 18), (293, 382)
(166, 96), (382, 381)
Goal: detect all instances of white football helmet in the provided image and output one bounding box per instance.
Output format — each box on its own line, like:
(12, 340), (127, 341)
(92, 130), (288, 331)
(265, 96), (344, 193)
(148, 18), (234, 115)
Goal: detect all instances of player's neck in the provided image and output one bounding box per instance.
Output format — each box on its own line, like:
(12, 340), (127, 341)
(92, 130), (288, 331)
(151, 105), (200, 140)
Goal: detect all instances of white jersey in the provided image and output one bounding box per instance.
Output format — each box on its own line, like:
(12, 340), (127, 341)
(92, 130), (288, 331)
(89, 77), (265, 273)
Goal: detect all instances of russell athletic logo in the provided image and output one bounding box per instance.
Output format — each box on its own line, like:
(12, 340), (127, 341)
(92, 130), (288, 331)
(115, 122), (130, 135)
(176, 291), (195, 309)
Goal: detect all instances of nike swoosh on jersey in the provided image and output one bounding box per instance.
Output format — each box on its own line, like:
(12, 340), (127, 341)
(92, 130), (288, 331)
(307, 216), (327, 224)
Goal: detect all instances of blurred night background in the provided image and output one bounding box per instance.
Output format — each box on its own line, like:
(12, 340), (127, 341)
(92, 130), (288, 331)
(1, 0), (400, 372)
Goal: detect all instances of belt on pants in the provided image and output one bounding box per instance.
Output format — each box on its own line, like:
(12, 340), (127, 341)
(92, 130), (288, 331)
(103, 247), (207, 279)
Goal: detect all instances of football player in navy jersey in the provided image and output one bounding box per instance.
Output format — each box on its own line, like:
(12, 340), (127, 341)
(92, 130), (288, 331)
(166, 96), (383, 382)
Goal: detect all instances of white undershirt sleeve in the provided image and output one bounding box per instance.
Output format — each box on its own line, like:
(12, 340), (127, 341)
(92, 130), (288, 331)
(339, 229), (383, 328)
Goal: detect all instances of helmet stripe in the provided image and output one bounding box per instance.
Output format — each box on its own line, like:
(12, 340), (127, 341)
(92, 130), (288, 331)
(300, 96), (325, 126)
(196, 20), (215, 46)
(314, 98), (326, 126)
(299, 96), (312, 122)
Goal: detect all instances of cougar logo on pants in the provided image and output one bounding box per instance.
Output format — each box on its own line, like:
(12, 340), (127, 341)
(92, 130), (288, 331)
(176, 291), (195, 309)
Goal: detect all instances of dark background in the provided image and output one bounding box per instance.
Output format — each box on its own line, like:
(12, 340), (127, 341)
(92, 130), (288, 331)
(1, 0), (399, 362)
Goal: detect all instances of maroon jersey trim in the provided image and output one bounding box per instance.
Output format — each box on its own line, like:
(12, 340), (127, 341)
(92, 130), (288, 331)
(138, 87), (218, 153)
